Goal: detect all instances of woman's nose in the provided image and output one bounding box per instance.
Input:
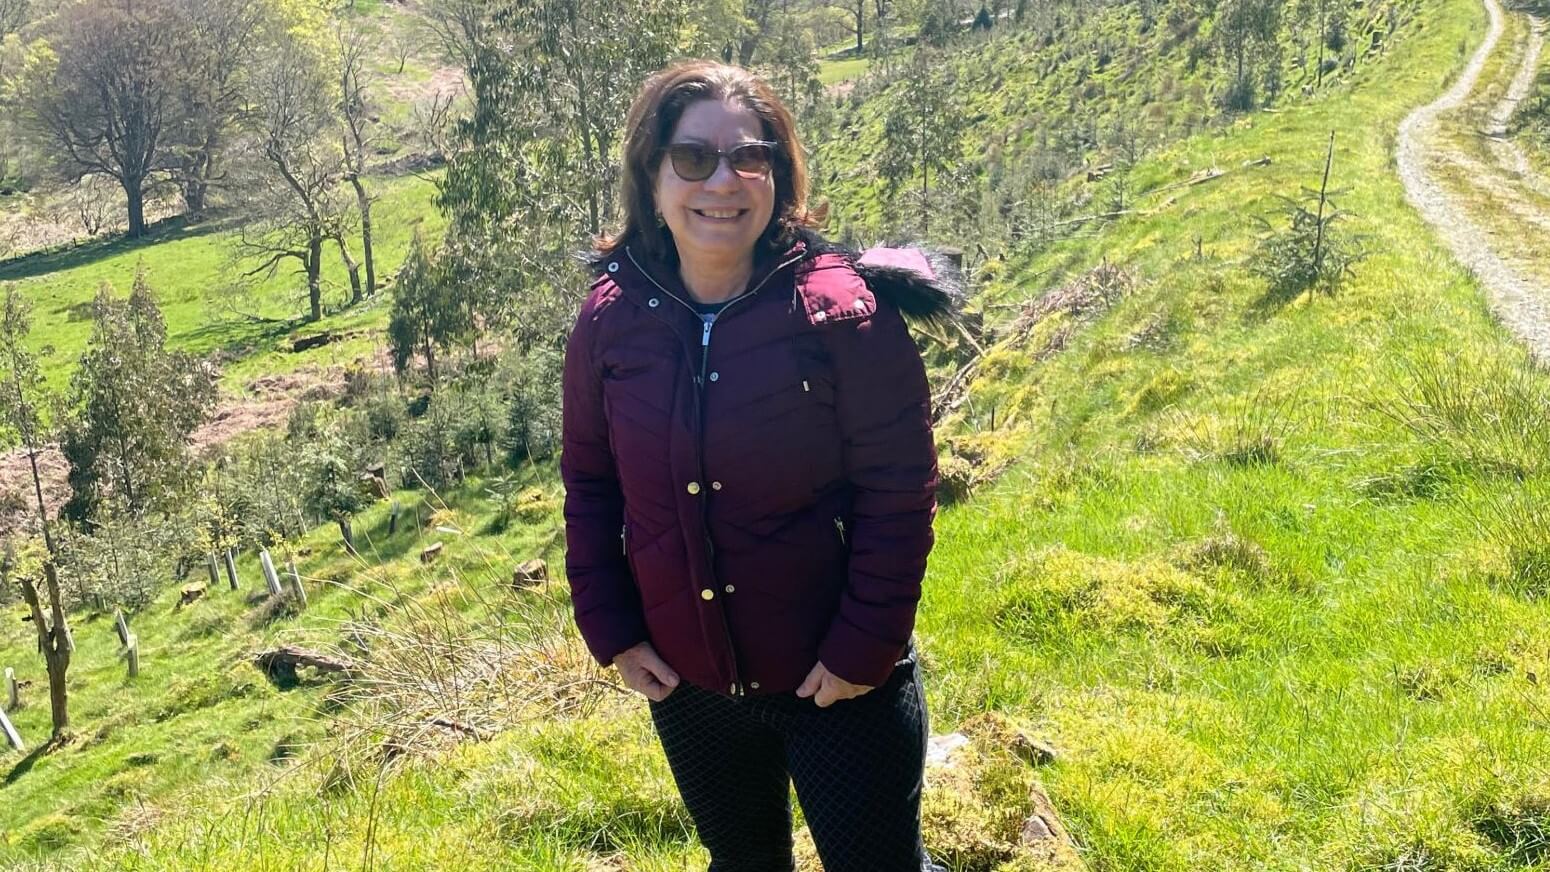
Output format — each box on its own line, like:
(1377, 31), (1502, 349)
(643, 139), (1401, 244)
(701, 155), (742, 192)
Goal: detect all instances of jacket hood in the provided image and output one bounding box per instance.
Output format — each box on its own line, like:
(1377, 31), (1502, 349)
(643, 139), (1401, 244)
(792, 228), (965, 330)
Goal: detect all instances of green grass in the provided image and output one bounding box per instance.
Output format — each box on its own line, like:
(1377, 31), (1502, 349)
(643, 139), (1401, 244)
(5, 0), (1550, 867)
(0, 173), (445, 395)
(817, 54), (872, 86)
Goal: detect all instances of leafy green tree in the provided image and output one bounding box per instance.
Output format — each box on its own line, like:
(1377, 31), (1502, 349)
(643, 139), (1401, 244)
(388, 231), (469, 385)
(877, 46), (966, 236)
(62, 269), (216, 521)
(1214, 0), (1283, 111)
(301, 429), (372, 556)
(433, 0), (686, 349)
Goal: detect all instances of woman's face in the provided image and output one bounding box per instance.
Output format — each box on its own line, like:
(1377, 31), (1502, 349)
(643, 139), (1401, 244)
(653, 98), (777, 268)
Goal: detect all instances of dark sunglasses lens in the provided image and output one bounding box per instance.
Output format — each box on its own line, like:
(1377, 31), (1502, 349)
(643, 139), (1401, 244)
(729, 143), (774, 176)
(669, 145), (718, 181)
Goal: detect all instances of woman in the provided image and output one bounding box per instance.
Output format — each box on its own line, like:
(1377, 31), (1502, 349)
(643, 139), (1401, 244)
(560, 59), (958, 870)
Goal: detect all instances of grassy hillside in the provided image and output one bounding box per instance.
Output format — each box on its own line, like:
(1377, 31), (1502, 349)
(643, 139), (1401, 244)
(5, 0), (1550, 868)
(813, 0), (1419, 240)
(0, 173), (445, 395)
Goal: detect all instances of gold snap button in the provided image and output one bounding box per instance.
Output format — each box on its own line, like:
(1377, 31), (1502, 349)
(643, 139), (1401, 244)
(686, 481), (701, 495)
(700, 589), (714, 600)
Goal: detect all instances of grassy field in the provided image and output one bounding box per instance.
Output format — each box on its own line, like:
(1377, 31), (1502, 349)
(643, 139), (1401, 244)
(4, 0), (1550, 868)
(0, 172), (446, 394)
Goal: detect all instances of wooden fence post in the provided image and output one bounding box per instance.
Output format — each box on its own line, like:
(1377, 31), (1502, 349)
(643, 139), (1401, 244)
(113, 610), (130, 648)
(286, 561), (308, 608)
(4, 667), (16, 711)
(0, 707), (21, 752)
(223, 549), (239, 590)
(259, 549), (283, 597)
(124, 633), (139, 679)
(206, 553), (221, 589)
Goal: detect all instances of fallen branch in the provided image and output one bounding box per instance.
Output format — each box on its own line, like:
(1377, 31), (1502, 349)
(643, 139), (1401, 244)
(254, 645), (358, 684)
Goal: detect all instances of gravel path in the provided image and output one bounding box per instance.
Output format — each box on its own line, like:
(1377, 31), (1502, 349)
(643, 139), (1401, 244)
(1485, 13), (1548, 198)
(1396, 0), (1550, 360)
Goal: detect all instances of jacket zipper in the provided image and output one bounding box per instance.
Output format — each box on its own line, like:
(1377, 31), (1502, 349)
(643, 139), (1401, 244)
(624, 247), (806, 696)
(621, 523), (627, 556)
(834, 516), (846, 545)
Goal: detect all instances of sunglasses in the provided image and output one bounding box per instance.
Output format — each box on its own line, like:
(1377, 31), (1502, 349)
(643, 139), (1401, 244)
(664, 140), (778, 182)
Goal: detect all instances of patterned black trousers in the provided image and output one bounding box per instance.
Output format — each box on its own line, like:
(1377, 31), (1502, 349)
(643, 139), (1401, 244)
(647, 644), (944, 871)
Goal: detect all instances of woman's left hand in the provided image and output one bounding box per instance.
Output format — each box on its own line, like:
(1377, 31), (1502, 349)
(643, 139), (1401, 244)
(795, 661), (874, 707)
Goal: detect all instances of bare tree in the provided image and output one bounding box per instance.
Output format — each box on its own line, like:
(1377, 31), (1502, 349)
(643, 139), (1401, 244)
(422, 0), (488, 69)
(0, 286), (71, 739)
(0, 0), (29, 37)
(338, 23), (378, 297)
(241, 39), (351, 321)
(22, 0), (179, 238)
(413, 87), (461, 162)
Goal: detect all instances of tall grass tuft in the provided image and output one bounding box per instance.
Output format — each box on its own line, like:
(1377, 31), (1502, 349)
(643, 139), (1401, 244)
(1376, 354), (1550, 479)
(1464, 479), (1550, 598)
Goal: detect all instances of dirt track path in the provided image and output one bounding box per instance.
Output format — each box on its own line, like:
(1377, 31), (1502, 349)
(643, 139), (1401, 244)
(1396, 0), (1550, 360)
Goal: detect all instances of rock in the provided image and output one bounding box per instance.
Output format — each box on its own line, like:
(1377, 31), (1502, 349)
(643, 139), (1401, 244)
(420, 542), (443, 564)
(178, 580), (208, 608)
(512, 558), (547, 589)
(1019, 785), (1083, 868)
(925, 731), (970, 768)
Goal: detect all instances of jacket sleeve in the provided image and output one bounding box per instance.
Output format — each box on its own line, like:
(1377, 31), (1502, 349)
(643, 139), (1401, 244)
(561, 287), (649, 666)
(816, 299), (939, 686)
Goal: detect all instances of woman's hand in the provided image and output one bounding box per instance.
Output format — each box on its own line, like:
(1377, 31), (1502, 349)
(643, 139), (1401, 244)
(612, 641), (681, 701)
(796, 661), (874, 707)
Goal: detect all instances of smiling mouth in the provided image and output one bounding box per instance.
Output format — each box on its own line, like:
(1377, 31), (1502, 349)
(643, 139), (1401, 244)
(691, 208), (747, 220)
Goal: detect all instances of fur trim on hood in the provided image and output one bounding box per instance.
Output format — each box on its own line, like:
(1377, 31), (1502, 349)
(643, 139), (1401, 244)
(795, 228), (966, 330)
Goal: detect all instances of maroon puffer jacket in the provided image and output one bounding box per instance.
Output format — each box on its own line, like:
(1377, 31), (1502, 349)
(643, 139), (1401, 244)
(561, 230), (957, 697)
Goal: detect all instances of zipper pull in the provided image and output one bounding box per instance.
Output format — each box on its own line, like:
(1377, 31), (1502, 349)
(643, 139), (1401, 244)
(701, 319), (713, 347)
(621, 523), (627, 555)
(834, 517), (846, 544)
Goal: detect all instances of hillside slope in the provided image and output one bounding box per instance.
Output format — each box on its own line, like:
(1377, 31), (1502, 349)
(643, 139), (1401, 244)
(3, 0), (1549, 868)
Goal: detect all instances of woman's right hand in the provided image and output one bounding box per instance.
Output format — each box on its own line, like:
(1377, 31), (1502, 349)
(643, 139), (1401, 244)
(611, 641), (681, 701)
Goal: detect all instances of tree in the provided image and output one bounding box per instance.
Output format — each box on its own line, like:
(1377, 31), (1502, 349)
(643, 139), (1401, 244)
(1252, 132), (1366, 304)
(1214, 0), (1283, 111)
(337, 24), (378, 297)
(302, 432), (371, 556)
(239, 36), (357, 319)
(61, 271), (216, 522)
(0, 0), (29, 37)
(387, 231), (468, 385)
(433, 0), (686, 348)
(0, 287), (52, 551)
(21, 0), (180, 238)
(0, 285), (72, 739)
(422, 0), (489, 69)
(162, 0), (269, 214)
(877, 46), (966, 236)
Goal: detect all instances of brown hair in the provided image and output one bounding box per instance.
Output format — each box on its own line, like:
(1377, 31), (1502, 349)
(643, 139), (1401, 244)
(595, 60), (821, 267)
